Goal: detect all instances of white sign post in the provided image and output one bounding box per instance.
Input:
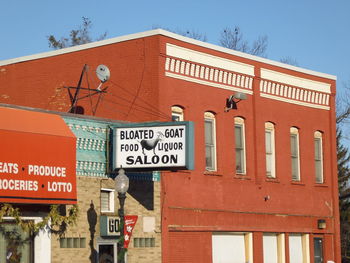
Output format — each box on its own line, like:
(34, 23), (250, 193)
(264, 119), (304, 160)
(114, 124), (187, 169)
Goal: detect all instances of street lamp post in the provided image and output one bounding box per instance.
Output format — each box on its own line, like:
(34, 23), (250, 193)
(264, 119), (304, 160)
(115, 168), (129, 263)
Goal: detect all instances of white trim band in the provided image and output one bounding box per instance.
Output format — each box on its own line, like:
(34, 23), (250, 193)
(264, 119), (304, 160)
(261, 93), (330, 110)
(165, 72), (253, 95)
(261, 68), (331, 94)
(166, 44), (255, 76)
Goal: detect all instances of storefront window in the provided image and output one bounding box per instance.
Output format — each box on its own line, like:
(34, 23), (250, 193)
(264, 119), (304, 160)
(0, 222), (34, 263)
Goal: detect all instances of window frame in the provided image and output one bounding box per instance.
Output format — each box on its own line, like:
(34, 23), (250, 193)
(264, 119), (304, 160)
(204, 112), (217, 171)
(313, 237), (324, 263)
(100, 188), (115, 213)
(235, 117), (246, 175)
(97, 240), (118, 263)
(263, 233), (286, 263)
(265, 122), (276, 178)
(290, 127), (301, 181)
(288, 234), (310, 263)
(2, 216), (49, 263)
(314, 131), (324, 184)
(171, 106), (184, 121)
(212, 232), (253, 263)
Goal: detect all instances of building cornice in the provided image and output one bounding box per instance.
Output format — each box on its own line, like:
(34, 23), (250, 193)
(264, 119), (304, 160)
(0, 29), (336, 81)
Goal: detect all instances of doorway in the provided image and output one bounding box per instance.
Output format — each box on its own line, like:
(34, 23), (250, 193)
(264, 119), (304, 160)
(314, 237), (323, 263)
(97, 241), (118, 263)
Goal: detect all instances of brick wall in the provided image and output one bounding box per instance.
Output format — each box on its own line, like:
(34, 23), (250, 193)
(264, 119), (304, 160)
(51, 176), (161, 263)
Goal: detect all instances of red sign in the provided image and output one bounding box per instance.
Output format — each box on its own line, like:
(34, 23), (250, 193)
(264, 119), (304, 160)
(124, 215), (138, 248)
(0, 107), (77, 204)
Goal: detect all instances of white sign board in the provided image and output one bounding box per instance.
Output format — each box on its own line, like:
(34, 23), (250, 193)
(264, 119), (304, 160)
(114, 125), (186, 169)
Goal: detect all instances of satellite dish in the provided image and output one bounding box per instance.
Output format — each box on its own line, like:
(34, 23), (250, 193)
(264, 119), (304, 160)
(96, 65), (110, 83)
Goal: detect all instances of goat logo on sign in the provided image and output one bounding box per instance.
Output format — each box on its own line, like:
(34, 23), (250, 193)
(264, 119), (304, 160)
(139, 132), (164, 155)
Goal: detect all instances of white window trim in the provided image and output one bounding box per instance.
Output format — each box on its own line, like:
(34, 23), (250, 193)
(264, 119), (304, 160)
(278, 233), (286, 263)
(212, 232), (253, 263)
(290, 127), (301, 181)
(288, 233), (310, 263)
(314, 131), (324, 183)
(263, 233), (285, 263)
(302, 234), (310, 263)
(265, 122), (276, 178)
(171, 106), (184, 121)
(205, 112), (217, 171)
(101, 188), (115, 213)
(235, 117), (246, 174)
(245, 232), (253, 262)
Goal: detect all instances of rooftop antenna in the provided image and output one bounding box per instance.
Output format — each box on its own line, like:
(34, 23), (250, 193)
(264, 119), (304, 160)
(65, 64), (110, 115)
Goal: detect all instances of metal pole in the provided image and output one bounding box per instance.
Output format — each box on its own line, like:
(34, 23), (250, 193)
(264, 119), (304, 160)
(118, 192), (126, 263)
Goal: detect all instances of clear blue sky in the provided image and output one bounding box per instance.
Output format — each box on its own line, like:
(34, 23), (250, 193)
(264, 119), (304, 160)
(1, 0), (349, 92)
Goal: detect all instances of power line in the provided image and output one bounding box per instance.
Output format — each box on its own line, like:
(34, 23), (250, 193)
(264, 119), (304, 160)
(107, 92), (171, 120)
(103, 96), (171, 121)
(56, 63), (173, 121)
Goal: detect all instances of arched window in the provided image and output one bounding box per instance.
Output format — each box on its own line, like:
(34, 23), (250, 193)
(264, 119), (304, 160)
(204, 112), (216, 171)
(235, 117), (246, 174)
(265, 122), (276, 178)
(314, 131), (324, 183)
(290, 127), (300, 181)
(171, 106), (184, 121)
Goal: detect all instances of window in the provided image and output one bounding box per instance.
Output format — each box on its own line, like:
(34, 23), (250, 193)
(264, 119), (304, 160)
(263, 233), (285, 263)
(101, 189), (115, 213)
(134, 238), (156, 248)
(212, 233), (253, 263)
(60, 237), (86, 248)
(288, 234), (310, 263)
(205, 112), (216, 171)
(0, 222), (34, 262)
(314, 131), (324, 183)
(265, 122), (276, 178)
(290, 127), (300, 181)
(235, 117), (246, 174)
(171, 106), (184, 121)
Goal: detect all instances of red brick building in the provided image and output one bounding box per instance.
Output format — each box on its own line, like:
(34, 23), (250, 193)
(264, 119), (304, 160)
(0, 29), (339, 262)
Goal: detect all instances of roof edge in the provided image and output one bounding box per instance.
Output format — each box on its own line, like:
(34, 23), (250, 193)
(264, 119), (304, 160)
(0, 29), (336, 81)
(0, 103), (129, 125)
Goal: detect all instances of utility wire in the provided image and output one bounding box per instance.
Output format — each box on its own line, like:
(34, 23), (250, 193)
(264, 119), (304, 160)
(103, 97), (172, 121)
(106, 78), (172, 120)
(55, 63), (173, 121)
(107, 92), (171, 120)
(126, 38), (146, 118)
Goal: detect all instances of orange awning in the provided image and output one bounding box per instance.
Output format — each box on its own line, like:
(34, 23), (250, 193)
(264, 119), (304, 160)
(0, 106), (77, 204)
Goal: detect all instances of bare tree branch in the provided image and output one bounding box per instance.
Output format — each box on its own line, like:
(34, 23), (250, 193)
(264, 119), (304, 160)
(220, 26), (268, 57)
(48, 17), (107, 49)
(279, 56), (299, 66)
(336, 81), (350, 125)
(152, 26), (207, 42)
